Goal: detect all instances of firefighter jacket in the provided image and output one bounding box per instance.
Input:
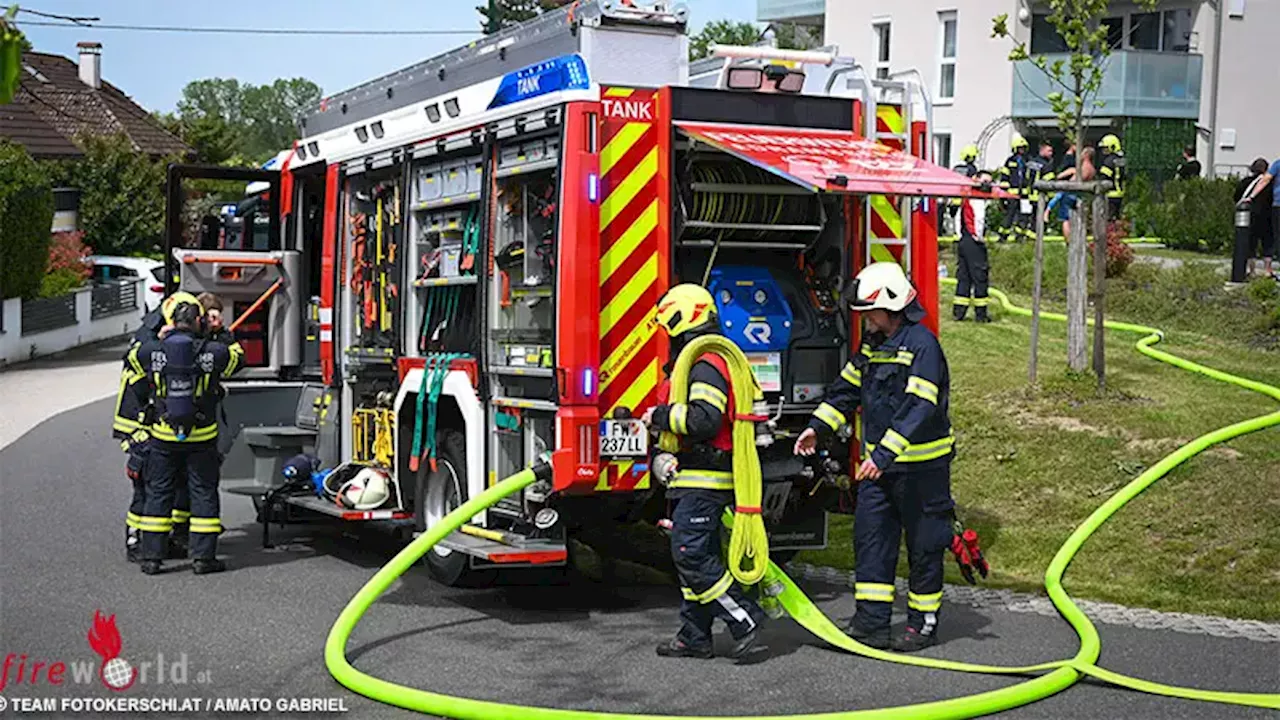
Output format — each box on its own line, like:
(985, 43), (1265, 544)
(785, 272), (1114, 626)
(651, 352), (735, 494)
(809, 321), (953, 474)
(1099, 152), (1125, 199)
(997, 153), (1027, 194)
(959, 196), (987, 241)
(1024, 155), (1055, 202)
(126, 330), (244, 444)
(113, 308), (167, 445)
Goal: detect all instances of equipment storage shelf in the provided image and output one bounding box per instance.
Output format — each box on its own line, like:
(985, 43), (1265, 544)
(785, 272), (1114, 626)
(494, 132), (561, 179)
(488, 130), (560, 403)
(342, 164), (406, 362)
(407, 149), (484, 360)
(674, 146), (827, 247)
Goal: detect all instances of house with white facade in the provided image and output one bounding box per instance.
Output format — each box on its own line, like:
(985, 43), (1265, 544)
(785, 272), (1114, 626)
(759, 0), (1276, 180)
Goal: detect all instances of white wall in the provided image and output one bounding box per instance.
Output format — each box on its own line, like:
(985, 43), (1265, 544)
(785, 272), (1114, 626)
(0, 282), (144, 367)
(825, 0), (1018, 170)
(1205, 0), (1280, 176)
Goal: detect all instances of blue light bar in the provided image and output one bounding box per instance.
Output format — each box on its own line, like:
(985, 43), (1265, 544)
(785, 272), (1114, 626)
(588, 173), (599, 203)
(582, 368), (594, 397)
(488, 54), (590, 111)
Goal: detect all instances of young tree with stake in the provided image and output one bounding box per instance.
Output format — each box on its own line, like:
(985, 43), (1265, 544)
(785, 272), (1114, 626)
(992, 0), (1157, 383)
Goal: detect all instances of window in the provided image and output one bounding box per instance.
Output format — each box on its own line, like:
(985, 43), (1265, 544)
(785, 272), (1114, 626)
(872, 22), (891, 80)
(937, 11), (957, 102)
(1129, 12), (1161, 50)
(1031, 14), (1137, 54)
(1030, 15), (1068, 54)
(1101, 16), (1124, 50)
(933, 133), (952, 168)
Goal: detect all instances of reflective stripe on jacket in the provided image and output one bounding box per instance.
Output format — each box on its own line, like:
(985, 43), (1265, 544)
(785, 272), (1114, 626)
(808, 321), (954, 473)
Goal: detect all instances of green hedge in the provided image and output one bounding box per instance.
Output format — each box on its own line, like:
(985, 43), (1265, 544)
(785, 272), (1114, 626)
(0, 140), (54, 300)
(1124, 174), (1237, 254)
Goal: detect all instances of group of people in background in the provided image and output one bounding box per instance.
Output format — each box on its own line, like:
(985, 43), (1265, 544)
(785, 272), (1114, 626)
(948, 133), (1125, 243)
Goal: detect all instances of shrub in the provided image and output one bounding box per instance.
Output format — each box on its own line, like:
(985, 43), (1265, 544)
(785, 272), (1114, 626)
(38, 268), (85, 299)
(51, 133), (172, 256)
(1150, 176), (1237, 253)
(0, 140), (54, 299)
(47, 230), (91, 281)
(1089, 220), (1136, 278)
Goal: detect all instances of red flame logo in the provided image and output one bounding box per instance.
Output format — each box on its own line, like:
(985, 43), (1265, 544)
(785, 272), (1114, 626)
(87, 611), (136, 691)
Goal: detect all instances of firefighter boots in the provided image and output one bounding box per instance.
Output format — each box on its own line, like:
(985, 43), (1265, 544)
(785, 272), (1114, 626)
(845, 619), (891, 650)
(192, 558), (227, 575)
(892, 626), (939, 652)
(655, 638), (713, 659)
(125, 528), (141, 563)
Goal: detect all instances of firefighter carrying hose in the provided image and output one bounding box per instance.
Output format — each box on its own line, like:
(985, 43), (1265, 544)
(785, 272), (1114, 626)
(953, 170), (994, 323)
(794, 263), (956, 652)
(643, 284), (765, 660)
(127, 295), (243, 575)
(114, 292), (201, 562)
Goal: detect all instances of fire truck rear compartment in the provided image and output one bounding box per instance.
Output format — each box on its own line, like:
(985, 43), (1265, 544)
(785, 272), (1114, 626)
(670, 141), (851, 545)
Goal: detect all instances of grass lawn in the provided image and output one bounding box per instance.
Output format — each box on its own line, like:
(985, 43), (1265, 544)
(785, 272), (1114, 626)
(797, 287), (1280, 621)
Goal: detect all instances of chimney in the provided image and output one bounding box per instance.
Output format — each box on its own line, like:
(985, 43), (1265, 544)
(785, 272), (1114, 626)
(77, 42), (101, 89)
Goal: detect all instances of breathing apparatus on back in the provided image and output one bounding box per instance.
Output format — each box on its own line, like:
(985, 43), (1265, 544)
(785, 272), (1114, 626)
(155, 297), (208, 441)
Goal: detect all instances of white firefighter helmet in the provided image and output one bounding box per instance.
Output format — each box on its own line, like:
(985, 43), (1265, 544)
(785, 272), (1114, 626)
(846, 262), (917, 313)
(340, 468), (391, 510)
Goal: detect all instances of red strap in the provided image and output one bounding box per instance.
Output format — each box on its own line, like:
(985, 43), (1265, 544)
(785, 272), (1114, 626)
(735, 413), (766, 422)
(735, 506), (762, 514)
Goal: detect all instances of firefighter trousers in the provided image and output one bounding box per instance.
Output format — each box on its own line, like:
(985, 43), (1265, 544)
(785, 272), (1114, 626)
(852, 464), (954, 637)
(953, 235), (990, 321)
(1001, 197), (1029, 240)
(141, 441), (222, 561)
(670, 490), (764, 649)
(126, 440), (190, 549)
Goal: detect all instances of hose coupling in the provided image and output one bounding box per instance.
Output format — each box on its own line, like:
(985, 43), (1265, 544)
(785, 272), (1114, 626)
(652, 453), (679, 486)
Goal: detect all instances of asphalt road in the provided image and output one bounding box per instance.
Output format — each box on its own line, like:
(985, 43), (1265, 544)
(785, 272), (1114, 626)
(0, 395), (1276, 719)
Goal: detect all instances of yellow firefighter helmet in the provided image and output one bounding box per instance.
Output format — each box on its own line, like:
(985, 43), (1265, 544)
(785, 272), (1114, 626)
(161, 292), (203, 325)
(654, 284), (717, 338)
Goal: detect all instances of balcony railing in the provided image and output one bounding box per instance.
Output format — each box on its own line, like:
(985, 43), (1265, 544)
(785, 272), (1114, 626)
(757, 0), (825, 24)
(1011, 50), (1202, 120)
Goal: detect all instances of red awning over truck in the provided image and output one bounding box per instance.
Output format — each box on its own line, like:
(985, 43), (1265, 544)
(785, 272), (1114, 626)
(676, 121), (1009, 199)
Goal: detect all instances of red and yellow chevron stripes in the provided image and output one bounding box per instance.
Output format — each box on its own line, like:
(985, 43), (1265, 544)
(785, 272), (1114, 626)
(597, 87), (664, 492)
(875, 104), (906, 150)
(870, 103), (908, 268)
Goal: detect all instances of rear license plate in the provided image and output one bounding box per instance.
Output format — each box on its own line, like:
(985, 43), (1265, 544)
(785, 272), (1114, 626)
(599, 419), (648, 458)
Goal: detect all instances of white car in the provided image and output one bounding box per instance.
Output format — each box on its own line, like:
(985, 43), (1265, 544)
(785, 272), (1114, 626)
(86, 256), (167, 313)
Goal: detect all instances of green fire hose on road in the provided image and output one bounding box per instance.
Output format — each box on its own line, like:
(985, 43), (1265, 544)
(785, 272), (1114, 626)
(326, 280), (1280, 718)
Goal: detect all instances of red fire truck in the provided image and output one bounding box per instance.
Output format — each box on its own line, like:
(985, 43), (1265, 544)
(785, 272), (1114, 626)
(164, 0), (998, 585)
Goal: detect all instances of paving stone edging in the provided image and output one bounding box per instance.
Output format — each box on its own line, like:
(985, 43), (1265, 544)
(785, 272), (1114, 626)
(784, 561), (1280, 643)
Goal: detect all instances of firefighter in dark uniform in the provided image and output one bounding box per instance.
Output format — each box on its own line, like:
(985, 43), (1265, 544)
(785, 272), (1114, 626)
(953, 171), (994, 323)
(946, 144), (980, 236)
(1024, 141), (1057, 210)
(113, 292), (202, 562)
(1098, 134), (1125, 220)
(795, 262), (956, 652)
(128, 296), (243, 575)
(996, 134), (1030, 241)
(643, 283), (765, 660)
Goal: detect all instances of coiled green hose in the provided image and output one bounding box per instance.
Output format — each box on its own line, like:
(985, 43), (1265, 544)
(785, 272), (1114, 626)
(660, 333), (771, 587)
(326, 280), (1280, 718)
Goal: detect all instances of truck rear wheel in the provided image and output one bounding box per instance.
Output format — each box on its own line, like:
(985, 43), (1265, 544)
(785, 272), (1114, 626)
(414, 429), (493, 587)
